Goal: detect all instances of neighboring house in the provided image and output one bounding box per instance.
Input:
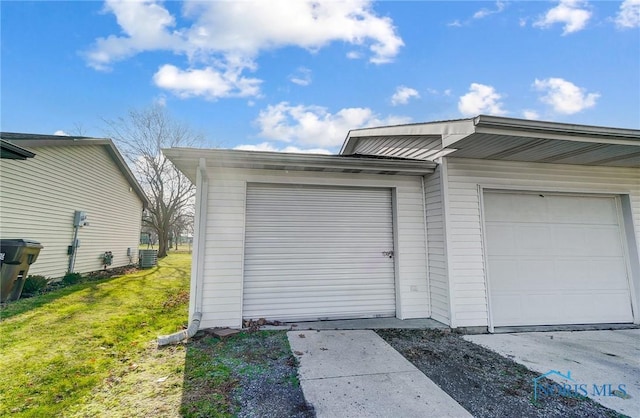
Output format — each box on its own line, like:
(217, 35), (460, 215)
(0, 132), (149, 278)
(0, 139), (36, 160)
(164, 115), (640, 332)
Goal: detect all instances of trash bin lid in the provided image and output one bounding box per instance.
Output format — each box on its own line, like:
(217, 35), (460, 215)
(0, 239), (44, 249)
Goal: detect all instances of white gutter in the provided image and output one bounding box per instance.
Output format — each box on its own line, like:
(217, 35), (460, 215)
(158, 158), (208, 345)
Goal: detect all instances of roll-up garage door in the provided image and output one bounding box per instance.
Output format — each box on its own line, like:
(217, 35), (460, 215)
(243, 183), (396, 322)
(484, 191), (633, 327)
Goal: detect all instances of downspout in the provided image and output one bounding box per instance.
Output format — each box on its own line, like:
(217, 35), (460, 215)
(421, 175), (432, 317)
(158, 158), (208, 346)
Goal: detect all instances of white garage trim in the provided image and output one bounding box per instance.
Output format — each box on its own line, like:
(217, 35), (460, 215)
(243, 183), (397, 322)
(482, 189), (634, 329)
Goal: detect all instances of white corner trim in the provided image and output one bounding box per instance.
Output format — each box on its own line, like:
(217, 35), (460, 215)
(441, 158), (457, 328)
(477, 185), (494, 332)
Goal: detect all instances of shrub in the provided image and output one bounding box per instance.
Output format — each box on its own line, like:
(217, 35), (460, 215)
(62, 272), (83, 286)
(22, 275), (49, 294)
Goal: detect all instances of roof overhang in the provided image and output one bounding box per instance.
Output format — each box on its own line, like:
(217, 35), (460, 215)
(0, 139), (36, 159)
(341, 115), (640, 168)
(163, 148), (437, 183)
(1, 133), (150, 208)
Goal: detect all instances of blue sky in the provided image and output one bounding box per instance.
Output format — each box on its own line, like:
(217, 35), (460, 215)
(2, 0), (639, 153)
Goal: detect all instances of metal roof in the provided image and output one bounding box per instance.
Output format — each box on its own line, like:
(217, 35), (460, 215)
(1, 132), (150, 207)
(340, 115), (640, 167)
(163, 148), (437, 183)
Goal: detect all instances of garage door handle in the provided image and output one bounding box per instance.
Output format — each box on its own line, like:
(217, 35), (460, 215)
(382, 251), (394, 258)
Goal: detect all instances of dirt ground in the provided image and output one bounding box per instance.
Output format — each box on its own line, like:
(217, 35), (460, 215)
(182, 330), (314, 418)
(377, 329), (626, 418)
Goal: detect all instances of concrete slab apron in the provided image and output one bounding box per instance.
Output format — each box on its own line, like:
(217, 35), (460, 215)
(465, 330), (640, 418)
(288, 330), (472, 418)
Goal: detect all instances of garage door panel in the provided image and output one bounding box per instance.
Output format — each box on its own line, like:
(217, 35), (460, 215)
(553, 225), (624, 256)
(548, 195), (618, 224)
(555, 258), (628, 288)
(485, 192), (633, 327)
(243, 184), (396, 321)
(485, 193), (548, 222)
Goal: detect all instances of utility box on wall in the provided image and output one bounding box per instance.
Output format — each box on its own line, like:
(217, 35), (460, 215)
(73, 211), (88, 227)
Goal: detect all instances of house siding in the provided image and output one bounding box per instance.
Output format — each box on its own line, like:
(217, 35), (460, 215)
(198, 167), (430, 329)
(424, 166), (450, 325)
(443, 157), (640, 327)
(0, 145), (143, 278)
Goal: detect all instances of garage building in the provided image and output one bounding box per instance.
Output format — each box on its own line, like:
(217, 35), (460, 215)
(164, 115), (639, 332)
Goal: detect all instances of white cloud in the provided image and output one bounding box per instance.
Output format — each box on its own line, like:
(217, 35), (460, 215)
(234, 142), (332, 155)
(86, 1), (403, 100)
(86, 0), (182, 71)
(255, 102), (411, 148)
(533, 77), (599, 114)
(473, 1), (506, 19)
(86, 0), (403, 72)
(616, 0), (640, 28)
(391, 86), (420, 106)
(152, 64), (262, 100)
(289, 67), (312, 86)
(54, 130), (69, 136)
(534, 0), (592, 35)
(522, 110), (540, 120)
(153, 94), (167, 107)
(449, 1), (506, 27)
(458, 83), (507, 116)
(426, 88), (452, 97)
(183, 1), (403, 64)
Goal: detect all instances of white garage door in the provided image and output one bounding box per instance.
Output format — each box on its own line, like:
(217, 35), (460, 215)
(484, 191), (633, 327)
(243, 183), (396, 322)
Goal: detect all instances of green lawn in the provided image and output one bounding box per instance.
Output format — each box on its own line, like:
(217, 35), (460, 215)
(0, 254), (192, 417)
(0, 253), (304, 417)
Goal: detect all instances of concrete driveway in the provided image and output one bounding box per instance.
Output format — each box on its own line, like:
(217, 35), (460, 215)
(465, 329), (640, 418)
(289, 330), (472, 418)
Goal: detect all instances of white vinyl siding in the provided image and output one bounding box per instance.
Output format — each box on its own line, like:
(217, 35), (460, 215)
(424, 167), (450, 324)
(443, 157), (640, 328)
(484, 191), (633, 326)
(243, 184), (395, 321)
(198, 167), (430, 329)
(0, 145), (143, 278)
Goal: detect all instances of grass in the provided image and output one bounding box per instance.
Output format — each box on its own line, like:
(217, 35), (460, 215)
(0, 251), (304, 418)
(0, 253), (191, 417)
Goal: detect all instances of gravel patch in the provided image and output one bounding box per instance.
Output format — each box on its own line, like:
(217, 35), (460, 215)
(230, 331), (314, 418)
(184, 330), (314, 417)
(377, 329), (625, 418)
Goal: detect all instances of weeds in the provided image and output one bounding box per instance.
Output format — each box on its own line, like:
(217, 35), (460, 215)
(22, 275), (49, 294)
(62, 272), (83, 285)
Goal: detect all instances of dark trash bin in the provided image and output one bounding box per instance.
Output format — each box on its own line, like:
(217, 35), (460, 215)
(0, 239), (43, 302)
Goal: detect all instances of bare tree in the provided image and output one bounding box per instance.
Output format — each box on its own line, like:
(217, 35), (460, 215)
(104, 105), (201, 258)
(171, 209), (194, 250)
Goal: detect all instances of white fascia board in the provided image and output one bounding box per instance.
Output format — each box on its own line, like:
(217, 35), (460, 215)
(474, 116), (640, 146)
(163, 148), (437, 176)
